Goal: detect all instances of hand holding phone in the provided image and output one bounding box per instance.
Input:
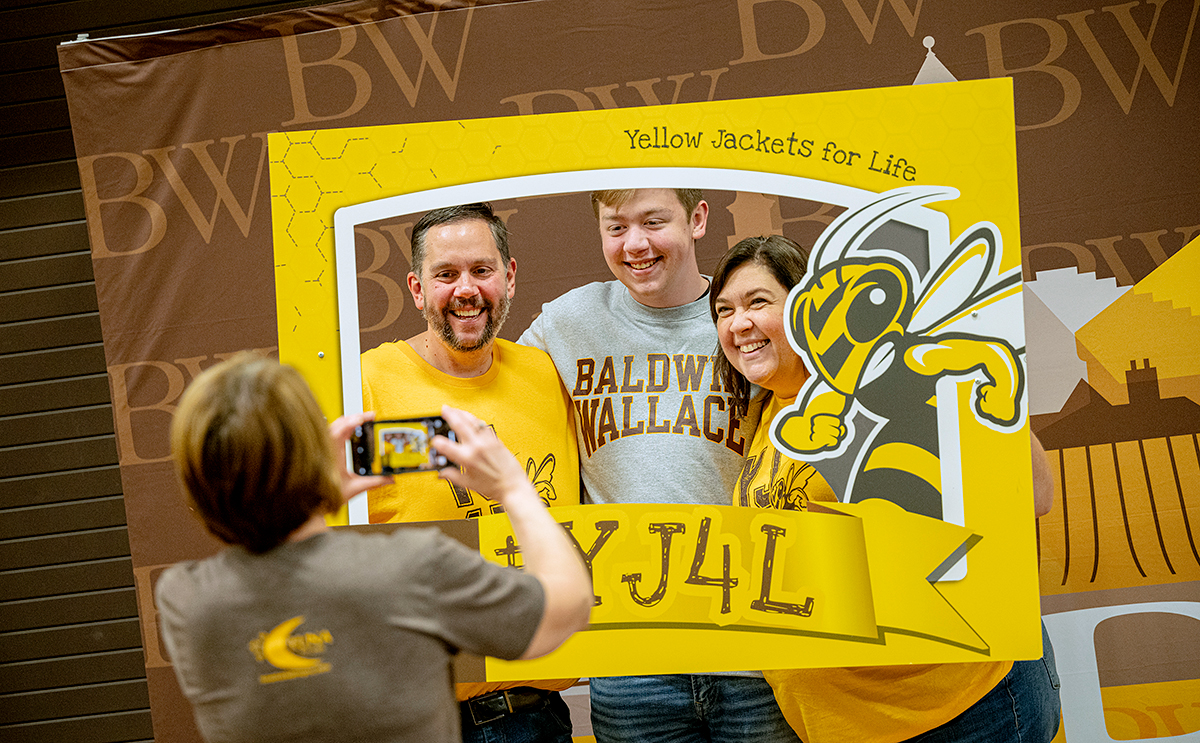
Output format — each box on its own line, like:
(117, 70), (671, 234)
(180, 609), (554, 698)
(350, 416), (457, 476)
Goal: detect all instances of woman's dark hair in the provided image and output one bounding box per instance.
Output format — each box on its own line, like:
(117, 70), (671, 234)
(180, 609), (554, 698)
(709, 234), (811, 419)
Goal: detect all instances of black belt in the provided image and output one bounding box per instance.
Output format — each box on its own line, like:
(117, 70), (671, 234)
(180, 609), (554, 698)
(461, 686), (553, 726)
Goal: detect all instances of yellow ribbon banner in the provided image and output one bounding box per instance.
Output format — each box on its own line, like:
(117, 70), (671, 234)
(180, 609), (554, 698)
(479, 501), (994, 680)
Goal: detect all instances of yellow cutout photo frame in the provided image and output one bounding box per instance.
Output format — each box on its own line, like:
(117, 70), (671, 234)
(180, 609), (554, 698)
(269, 78), (1042, 674)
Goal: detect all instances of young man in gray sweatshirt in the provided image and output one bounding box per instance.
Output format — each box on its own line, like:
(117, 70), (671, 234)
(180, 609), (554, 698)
(520, 188), (798, 743)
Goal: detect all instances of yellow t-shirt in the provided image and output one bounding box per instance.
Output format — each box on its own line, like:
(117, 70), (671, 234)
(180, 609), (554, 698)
(740, 393), (1012, 743)
(361, 338), (580, 701)
(361, 339), (580, 522)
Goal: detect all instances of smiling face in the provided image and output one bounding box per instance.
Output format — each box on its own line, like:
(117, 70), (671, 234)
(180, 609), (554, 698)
(408, 218), (516, 354)
(597, 189), (709, 308)
(714, 261), (809, 398)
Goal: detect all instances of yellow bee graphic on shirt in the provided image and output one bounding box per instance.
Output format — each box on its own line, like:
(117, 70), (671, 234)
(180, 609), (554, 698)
(248, 615), (334, 684)
(772, 186), (1025, 521)
(526, 453), (558, 507)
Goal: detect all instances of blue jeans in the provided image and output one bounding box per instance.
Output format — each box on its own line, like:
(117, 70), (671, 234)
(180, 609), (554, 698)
(906, 622), (1062, 743)
(590, 674), (800, 743)
(460, 690), (573, 743)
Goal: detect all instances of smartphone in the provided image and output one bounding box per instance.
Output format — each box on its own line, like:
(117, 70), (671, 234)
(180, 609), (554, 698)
(350, 416), (456, 476)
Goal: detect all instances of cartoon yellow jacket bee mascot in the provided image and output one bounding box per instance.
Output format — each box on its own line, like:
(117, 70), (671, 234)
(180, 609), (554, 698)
(772, 186), (1025, 521)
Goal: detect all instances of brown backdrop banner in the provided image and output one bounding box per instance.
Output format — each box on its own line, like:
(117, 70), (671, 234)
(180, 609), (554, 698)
(61, 0), (1200, 740)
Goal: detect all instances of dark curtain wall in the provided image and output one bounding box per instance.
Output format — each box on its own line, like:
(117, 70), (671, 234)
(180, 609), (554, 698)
(0, 4), (327, 741)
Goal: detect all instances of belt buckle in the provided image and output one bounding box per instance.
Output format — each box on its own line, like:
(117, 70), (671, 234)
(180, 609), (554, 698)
(467, 691), (511, 726)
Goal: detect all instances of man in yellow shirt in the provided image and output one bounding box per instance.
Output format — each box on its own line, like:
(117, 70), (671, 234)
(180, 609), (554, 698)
(361, 203), (580, 743)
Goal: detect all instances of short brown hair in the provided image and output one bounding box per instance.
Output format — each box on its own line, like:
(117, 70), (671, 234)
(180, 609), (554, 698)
(411, 202), (509, 276)
(590, 189), (703, 219)
(171, 353), (343, 553)
(710, 235), (811, 420)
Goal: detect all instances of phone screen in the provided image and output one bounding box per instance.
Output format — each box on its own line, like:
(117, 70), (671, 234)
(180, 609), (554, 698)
(350, 416), (455, 476)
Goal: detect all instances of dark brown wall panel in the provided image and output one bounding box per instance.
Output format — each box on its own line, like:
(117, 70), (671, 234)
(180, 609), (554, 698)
(0, 3), (338, 740)
(0, 284), (100, 323)
(0, 252), (95, 292)
(0, 617), (141, 665)
(0, 435), (119, 479)
(0, 344), (107, 384)
(1, 314), (103, 354)
(0, 496), (127, 540)
(0, 405), (113, 447)
(0, 191), (84, 230)
(0, 528), (132, 573)
(0, 161), (80, 199)
(0, 710), (154, 743)
(0, 375), (112, 419)
(0, 678), (149, 726)
(0, 98), (71, 138)
(0, 221), (89, 261)
(0, 68), (66, 105)
(0, 648), (147, 695)
(0, 130), (75, 168)
(0, 558), (134, 602)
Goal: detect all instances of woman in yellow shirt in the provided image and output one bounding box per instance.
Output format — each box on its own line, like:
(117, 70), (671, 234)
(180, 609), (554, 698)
(707, 235), (1060, 743)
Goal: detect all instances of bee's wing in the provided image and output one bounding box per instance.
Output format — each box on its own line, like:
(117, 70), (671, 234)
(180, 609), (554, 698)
(532, 453), (554, 483)
(910, 222), (1022, 337)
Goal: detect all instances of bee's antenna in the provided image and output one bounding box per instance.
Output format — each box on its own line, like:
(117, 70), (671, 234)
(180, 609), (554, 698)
(811, 186), (958, 270)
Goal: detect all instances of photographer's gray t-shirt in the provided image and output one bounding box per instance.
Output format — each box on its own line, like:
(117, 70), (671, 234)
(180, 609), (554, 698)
(156, 527), (543, 743)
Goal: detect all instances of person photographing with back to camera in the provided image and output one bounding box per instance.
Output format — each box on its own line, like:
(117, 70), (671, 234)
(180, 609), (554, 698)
(154, 353), (591, 743)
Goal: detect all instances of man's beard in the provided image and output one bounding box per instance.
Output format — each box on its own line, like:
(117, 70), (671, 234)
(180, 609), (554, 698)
(426, 294), (510, 352)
